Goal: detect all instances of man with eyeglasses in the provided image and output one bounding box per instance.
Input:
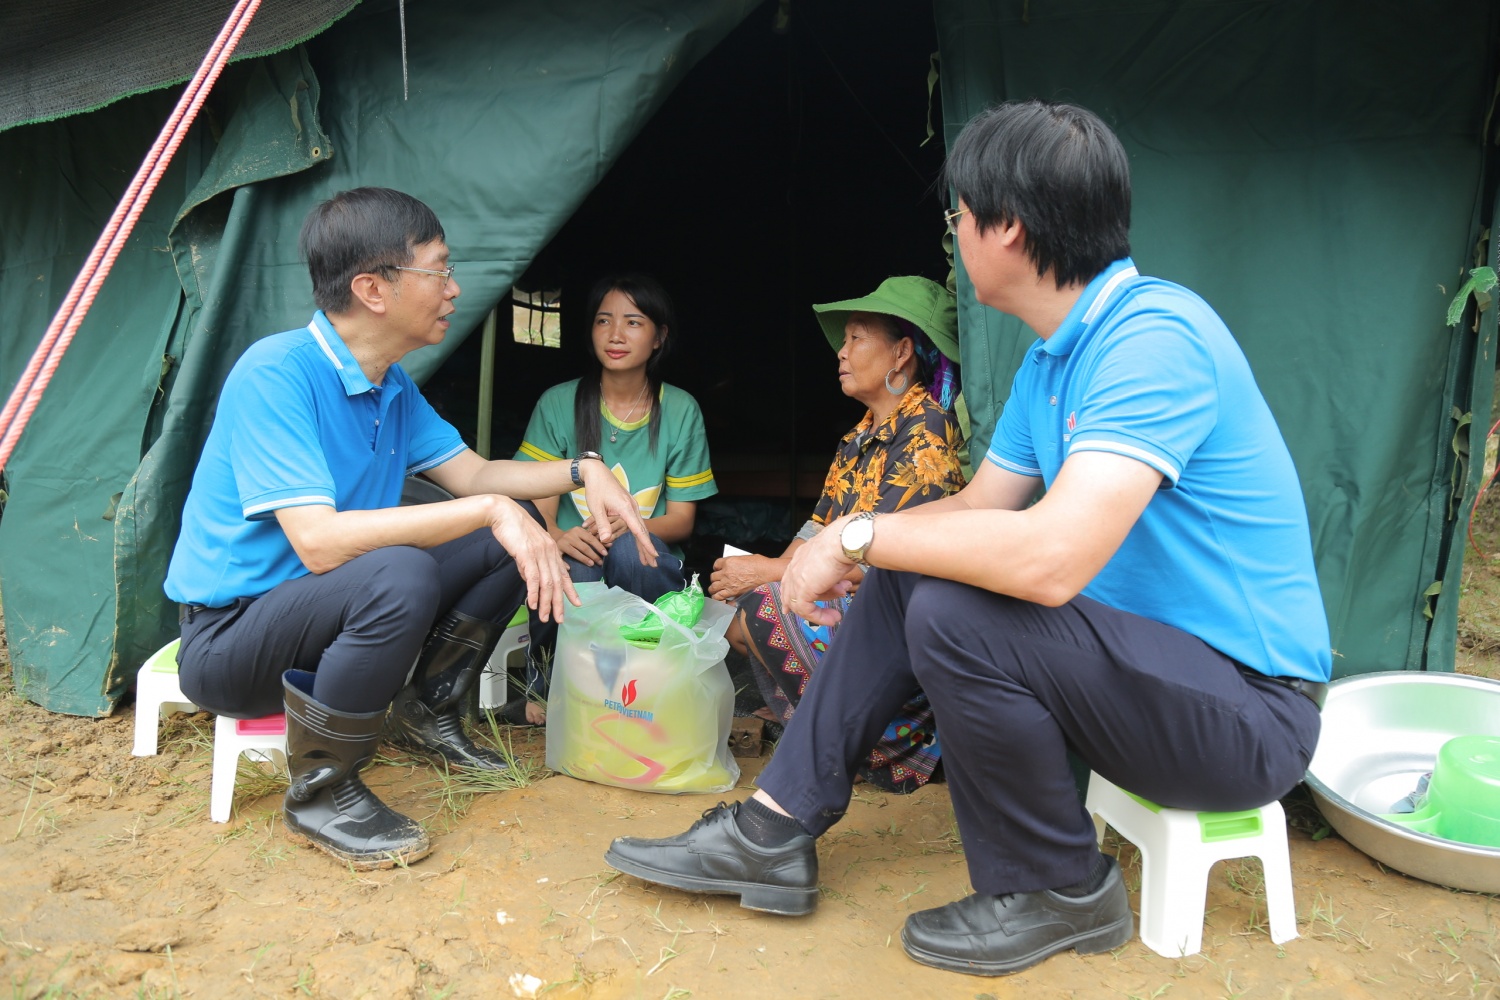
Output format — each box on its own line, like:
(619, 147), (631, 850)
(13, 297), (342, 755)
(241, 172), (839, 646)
(165, 186), (654, 869)
(605, 102), (1330, 976)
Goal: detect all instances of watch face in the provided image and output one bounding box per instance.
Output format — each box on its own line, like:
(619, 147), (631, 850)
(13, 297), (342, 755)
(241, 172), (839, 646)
(842, 515), (874, 557)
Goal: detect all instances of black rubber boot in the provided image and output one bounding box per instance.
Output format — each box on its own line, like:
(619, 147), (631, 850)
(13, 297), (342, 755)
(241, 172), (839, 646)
(280, 670), (431, 870)
(386, 609), (510, 770)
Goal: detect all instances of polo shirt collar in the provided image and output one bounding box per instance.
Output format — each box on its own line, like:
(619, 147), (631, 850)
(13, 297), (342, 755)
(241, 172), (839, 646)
(1041, 257), (1139, 357)
(307, 311), (378, 396)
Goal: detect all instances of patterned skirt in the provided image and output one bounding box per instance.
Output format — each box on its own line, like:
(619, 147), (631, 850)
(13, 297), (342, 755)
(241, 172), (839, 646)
(738, 581), (941, 793)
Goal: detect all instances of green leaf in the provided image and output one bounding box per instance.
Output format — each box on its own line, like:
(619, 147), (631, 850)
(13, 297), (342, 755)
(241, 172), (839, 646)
(1421, 579), (1443, 620)
(1447, 266), (1498, 326)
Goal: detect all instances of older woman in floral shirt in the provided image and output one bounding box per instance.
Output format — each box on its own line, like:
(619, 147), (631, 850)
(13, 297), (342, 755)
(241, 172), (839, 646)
(708, 277), (965, 792)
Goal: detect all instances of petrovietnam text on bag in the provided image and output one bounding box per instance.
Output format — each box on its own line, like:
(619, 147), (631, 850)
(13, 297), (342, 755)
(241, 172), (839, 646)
(545, 581), (739, 793)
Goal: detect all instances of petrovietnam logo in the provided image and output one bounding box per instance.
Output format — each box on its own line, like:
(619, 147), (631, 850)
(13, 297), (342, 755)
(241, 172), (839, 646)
(604, 678), (654, 721)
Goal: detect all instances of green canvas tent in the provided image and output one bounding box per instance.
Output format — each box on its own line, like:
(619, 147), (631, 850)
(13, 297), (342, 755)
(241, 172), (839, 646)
(0, 0), (1496, 715)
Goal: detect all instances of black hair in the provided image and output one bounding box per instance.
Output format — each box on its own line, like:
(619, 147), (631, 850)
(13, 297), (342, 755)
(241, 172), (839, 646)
(848, 311), (933, 389)
(940, 100), (1131, 288)
(299, 187), (446, 313)
(573, 273), (677, 454)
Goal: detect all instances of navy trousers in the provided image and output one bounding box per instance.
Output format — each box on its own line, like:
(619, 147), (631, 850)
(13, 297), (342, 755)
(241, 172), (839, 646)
(756, 569), (1321, 897)
(177, 528), (527, 718)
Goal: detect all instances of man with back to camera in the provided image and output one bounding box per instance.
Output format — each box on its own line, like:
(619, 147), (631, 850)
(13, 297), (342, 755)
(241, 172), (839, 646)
(165, 186), (654, 870)
(603, 101), (1331, 976)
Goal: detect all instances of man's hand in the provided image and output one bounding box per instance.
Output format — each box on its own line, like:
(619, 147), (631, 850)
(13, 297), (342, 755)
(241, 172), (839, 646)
(578, 461), (657, 567)
(780, 516), (858, 626)
(487, 498), (580, 622)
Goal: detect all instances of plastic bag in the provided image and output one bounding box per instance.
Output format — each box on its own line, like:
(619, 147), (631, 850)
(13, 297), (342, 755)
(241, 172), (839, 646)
(545, 581), (739, 793)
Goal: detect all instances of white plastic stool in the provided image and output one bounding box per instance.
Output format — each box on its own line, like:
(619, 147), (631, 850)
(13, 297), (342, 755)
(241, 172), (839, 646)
(132, 639), (198, 757)
(478, 608), (530, 711)
(1085, 772), (1298, 957)
(210, 713), (288, 823)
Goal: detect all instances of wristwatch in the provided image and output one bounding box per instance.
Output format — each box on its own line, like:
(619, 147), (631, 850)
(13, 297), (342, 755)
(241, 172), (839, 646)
(840, 511), (877, 567)
(570, 450), (603, 488)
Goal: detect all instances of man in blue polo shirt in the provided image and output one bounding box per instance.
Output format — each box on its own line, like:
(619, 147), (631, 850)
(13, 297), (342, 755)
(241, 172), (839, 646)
(166, 187), (653, 870)
(604, 102), (1330, 976)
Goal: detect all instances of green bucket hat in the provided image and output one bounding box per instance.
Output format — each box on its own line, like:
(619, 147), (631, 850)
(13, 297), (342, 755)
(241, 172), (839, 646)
(811, 276), (959, 362)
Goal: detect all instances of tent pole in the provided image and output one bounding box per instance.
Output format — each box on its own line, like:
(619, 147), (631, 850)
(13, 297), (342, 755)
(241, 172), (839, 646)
(477, 306), (498, 459)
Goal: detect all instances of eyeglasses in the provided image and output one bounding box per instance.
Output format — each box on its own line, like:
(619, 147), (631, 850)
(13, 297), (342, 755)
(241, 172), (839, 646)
(392, 263), (457, 282)
(943, 207), (969, 235)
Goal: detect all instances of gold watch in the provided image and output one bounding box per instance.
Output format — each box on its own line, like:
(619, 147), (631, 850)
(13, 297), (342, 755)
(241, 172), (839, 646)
(839, 511), (877, 567)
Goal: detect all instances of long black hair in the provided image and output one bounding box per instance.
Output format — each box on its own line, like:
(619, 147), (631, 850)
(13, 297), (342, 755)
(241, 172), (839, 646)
(573, 273), (677, 453)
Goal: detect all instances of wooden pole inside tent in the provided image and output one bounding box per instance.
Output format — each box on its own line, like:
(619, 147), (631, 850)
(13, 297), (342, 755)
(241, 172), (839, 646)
(476, 306), (498, 459)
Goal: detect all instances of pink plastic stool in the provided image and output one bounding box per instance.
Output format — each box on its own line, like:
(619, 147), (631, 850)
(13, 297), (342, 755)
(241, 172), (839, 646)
(210, 713), (288, 822)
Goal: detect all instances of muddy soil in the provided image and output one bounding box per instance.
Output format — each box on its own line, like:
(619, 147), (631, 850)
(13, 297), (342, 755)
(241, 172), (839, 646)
(2, 601), (1499, 997)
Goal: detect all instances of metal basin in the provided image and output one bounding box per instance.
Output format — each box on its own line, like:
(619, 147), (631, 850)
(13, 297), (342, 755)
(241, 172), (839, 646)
(1304, 670), (1500, 893)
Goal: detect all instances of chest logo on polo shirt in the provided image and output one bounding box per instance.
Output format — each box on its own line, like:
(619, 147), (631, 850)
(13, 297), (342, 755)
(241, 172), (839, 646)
(571, 462), (660, 522)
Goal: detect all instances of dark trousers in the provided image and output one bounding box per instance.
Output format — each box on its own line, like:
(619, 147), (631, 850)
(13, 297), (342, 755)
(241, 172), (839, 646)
(756, 569), (1322, 897)
(177, 528), (527, 718)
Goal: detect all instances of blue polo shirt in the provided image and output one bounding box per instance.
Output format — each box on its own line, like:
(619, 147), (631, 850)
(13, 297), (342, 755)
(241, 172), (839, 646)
(987, 258), (1331, 683)
(165, 312), (467, 607)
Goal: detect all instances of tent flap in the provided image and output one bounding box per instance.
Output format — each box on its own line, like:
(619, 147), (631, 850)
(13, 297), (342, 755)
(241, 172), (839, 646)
(1, 0), (756, 714)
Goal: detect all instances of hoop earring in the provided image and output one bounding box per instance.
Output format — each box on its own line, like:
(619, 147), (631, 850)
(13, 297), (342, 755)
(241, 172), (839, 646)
(885, 367), (910, 395)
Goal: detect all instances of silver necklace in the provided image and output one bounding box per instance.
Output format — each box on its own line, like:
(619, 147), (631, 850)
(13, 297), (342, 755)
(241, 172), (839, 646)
(605, 380), (650, 444)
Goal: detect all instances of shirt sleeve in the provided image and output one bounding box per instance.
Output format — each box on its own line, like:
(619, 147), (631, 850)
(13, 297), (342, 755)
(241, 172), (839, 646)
(874, 403), (967, 513)
(515, 384), (575, 462)
(985, 361), (1043, 478)
(402, 377), (466, 475)
(663, 391), (717, 501)
(230, 362), (337, 520)
(1066, 318), (1218, 486)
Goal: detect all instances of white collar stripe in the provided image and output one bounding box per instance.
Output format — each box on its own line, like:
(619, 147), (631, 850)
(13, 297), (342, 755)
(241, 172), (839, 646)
(307, 322), (345, 370)
(1080, 265), (1139, 325)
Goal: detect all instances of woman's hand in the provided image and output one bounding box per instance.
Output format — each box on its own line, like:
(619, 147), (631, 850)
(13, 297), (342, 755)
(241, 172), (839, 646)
(578, 461), (657, 567)
(582, 514), (631, 542)
(709, 554), (775, 604)
(781, 518), (857, 626)
(487, 498), (581, 623)
(556, 524), (609, 566)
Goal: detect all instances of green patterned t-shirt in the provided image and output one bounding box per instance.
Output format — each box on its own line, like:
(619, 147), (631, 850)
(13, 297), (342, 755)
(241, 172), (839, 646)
(515, 379), (717, 533)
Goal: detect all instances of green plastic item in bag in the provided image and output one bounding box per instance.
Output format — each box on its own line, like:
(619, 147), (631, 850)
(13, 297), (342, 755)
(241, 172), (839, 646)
(618, 574), (707, 648)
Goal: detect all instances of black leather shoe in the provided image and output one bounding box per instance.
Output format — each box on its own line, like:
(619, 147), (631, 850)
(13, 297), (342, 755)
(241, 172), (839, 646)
(605, 801), (819, 915)
(900, 857), (1133, 976)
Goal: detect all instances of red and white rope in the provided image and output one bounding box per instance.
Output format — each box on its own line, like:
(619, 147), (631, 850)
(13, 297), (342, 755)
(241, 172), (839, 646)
(0, 0), (262, 473)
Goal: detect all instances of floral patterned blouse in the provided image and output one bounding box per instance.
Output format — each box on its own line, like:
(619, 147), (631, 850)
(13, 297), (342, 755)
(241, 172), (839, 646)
(811, 382), (966, 526)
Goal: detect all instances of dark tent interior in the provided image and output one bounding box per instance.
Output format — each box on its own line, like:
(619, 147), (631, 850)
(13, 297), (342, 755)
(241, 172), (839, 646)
(420, 1), (950, 572)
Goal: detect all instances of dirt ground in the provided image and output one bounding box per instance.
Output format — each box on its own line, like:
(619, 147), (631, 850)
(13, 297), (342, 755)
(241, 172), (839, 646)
(4, 541), (1500, 999)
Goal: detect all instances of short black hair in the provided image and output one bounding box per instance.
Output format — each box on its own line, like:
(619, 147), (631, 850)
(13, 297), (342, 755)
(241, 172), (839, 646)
(941, 100), (1131, 288)
(299, 187), (446, 313)
(573, 273), (678, 453)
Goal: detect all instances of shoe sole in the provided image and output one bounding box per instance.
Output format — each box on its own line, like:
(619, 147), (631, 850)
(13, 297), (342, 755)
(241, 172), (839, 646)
(284, 828), (434, 871)
(604, 848), (818, 916)
(899, 914), (1133, 976)
(385, 738), (511, 771)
